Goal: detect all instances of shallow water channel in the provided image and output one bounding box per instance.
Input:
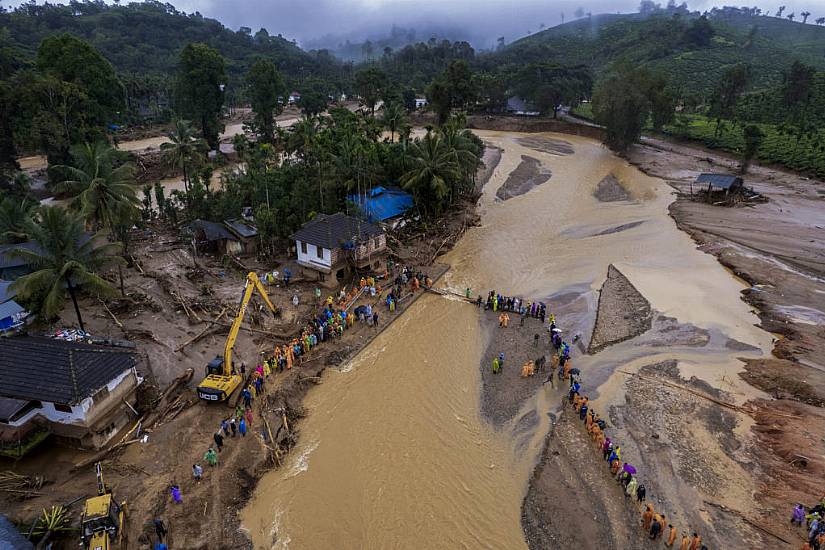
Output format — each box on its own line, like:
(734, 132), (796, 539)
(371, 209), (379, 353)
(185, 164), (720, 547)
(241, 132), (772, 549)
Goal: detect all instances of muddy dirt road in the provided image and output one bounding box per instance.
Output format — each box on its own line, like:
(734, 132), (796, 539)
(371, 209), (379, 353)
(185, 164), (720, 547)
(242, 131), (772, 550)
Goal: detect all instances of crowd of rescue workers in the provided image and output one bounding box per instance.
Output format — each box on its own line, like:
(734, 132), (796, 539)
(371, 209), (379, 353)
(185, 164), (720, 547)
(149, 264), (433, 548)
(148, 266), (824, 549)
(479, 288), (825, 550)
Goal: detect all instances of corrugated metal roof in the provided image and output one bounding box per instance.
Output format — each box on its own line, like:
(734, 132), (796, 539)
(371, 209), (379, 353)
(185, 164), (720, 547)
(188, 220), (237, 242)
(347, 187), (414, 222)
(0, 336), (136, 405)
(0, 281), (14, 303)
(0, 513), (34, 549)
(225, 219), (258, 238)
(695, 173), (742, 189)
(0, 242), (39, 270)
(290, 212), (383, 250)
(0, 300), (24, 320)
(0, 397), (33, 423)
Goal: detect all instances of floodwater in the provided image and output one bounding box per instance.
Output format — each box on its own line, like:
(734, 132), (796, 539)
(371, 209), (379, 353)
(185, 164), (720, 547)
(241, 131), (772, 549)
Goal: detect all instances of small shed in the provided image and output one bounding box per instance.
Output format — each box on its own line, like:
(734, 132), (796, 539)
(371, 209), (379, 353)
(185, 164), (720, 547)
(347, 187), (413, 223)
(187, 219), (241, 256)
(695, 173), (746, 204)
(225, 219), (259, 255)
(696, 173), (744, 192)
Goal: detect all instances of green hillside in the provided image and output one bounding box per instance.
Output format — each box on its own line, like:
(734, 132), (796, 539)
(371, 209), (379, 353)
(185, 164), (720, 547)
(491, 9), (825, 94)
(0, 1), (339, 83)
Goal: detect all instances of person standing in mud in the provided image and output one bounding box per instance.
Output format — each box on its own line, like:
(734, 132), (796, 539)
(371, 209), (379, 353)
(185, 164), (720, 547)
(649, 513), (662, 539)
(666, 524), (677, 547)
(492, 356), (501, 374)
(636, 483), (646, 504)
(688, 533), (701, 550)
(679, 533), (691, 550)
(642, 504), (654, 531)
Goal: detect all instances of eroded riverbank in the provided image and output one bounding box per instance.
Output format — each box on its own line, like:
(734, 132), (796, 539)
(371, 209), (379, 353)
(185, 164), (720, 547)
(241, 130), (773, 549)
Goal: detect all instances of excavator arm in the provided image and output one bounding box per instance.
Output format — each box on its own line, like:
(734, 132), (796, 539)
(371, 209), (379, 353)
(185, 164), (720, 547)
(223, 272), (279, 377)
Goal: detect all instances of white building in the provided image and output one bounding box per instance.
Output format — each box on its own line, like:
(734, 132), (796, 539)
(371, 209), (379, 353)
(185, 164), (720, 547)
(414, 97), (428, 109)
(291, 212), (386, 286)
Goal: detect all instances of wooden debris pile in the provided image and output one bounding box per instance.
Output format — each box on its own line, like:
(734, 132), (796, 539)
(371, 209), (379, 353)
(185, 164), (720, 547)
(0, 471), (47, 498)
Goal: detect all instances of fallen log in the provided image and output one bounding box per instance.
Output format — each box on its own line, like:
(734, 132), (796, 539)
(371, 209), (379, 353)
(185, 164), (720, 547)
(99, 299), (124, 329)
(71, 416), (144, 472)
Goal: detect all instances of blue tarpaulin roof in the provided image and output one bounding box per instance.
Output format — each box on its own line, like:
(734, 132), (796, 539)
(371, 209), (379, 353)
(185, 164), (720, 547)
(347, 187), (413, 222)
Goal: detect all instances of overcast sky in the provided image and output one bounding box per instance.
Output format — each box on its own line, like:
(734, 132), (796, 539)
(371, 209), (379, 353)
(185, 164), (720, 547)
(7, 0), (825, 48)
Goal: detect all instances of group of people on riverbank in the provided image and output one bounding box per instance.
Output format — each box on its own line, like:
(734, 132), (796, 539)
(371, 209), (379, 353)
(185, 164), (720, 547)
(479, 289), (709, 549)
(792, 500), (825, 549)
(565, 361), (708, 549)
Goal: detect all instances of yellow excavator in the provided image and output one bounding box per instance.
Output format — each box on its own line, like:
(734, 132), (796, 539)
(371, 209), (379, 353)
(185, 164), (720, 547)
(80, 463), (126, 550)
(197, 272), (279, 402)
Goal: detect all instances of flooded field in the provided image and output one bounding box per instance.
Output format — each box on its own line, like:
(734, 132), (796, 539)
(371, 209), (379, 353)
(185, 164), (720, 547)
(241, 131), (772, 549)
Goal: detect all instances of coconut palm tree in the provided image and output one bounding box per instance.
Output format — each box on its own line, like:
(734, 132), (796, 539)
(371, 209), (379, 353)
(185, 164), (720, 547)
(160, 119), (207, 193)
(380, 101), (408, 143)
(401, 131), (461, 214)
(10, 206), (123, 331)
(54, 141), (141, 241)
(0, 197), (36, 244)
(787, 11), (795, 21)
(801, 11), (811, 23)
(442, 121), (484, 195)
(816, 17), (825, 25)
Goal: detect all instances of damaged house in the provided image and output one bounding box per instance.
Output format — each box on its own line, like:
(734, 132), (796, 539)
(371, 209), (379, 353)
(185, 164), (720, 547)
(0, 336), (141, 457)
(291, 212), (386, 286)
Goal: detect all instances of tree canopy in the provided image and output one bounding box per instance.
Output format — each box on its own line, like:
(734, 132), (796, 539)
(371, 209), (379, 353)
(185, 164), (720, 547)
(174, 43), (227, 150)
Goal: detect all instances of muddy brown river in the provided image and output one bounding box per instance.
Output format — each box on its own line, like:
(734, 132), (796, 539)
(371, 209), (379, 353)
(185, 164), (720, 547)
(241, 132), (772, 549)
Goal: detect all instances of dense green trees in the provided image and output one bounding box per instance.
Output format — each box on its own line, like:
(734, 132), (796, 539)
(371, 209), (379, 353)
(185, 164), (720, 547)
(593, 68), (652, 153)
(36, 33), (125, 129)
(709, 63), (751, 134)
(426, 60), (477, 125)
(511, 64), (591, 117)
(355, 68), (387, 115)
(174, 43), (227, 150)
(161, 108), (482, 251)
(246, 59), (286, 144)
(10, 207), (123, 330)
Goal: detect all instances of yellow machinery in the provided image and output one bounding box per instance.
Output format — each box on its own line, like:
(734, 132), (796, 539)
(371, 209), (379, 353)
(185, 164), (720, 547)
(80, 463), (125, 550)
(197, 272), (278, 402)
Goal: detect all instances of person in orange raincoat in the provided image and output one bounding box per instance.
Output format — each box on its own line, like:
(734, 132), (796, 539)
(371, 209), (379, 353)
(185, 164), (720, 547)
(520, 361), (534, 377)
(688, 533), (701, 550)
(642, 505), (654, 531)
(610, 458), (621, 475)
(678, 533), (690, 550)
(666, 524), (677, 547)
